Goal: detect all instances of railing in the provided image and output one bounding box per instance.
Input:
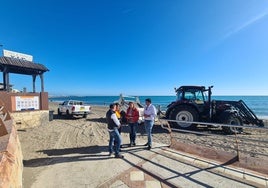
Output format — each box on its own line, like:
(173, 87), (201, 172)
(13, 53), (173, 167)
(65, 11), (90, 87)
(157, 115), (268, 174)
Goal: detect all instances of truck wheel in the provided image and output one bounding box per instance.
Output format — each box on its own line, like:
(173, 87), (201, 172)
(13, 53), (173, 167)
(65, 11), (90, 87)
(83, 114), (88, 118)
(66, 110), (72, 118)
(169, 105), (198, 129)
(221, 113), (243, 134)
(57, 108), (62, 116)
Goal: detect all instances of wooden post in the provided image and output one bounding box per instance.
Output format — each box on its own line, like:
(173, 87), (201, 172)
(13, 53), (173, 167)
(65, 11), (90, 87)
(3, 66), (8, 91)
(234, 131), (240, 162)
(3, 72), (6, 90)
(32, 75), (36, 93)
(6, 73), (10, 92)
(40, 73), (44, 92)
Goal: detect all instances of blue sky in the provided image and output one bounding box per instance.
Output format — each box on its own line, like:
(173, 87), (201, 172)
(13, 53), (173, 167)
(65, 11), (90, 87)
(1, 0), (268, 96)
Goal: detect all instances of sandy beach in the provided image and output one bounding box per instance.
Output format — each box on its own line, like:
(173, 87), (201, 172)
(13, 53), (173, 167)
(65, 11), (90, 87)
(18, 103), (169, 187)
(18, 102), (268, 187)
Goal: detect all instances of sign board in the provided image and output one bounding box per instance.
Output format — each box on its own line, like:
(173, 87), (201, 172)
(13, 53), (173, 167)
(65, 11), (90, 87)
(3, 49), (33, 61)
(15, 96), (39, 111)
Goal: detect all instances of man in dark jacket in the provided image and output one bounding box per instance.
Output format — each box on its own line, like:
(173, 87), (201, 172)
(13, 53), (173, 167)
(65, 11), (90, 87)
(106, 103), (124, 158)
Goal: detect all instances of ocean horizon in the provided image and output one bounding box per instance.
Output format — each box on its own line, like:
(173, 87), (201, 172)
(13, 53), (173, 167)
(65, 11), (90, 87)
(49, 95), (268, 118)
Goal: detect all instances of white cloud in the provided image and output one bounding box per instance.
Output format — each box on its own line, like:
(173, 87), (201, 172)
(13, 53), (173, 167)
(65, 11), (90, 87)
(224, 11), (268, 39)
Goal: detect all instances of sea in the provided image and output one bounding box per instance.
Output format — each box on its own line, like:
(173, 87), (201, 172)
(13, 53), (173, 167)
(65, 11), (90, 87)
(49, 95), (268, 119)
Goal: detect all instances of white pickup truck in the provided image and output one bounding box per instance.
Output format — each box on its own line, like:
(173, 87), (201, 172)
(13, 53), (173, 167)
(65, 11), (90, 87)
(57, 100), (91, 118)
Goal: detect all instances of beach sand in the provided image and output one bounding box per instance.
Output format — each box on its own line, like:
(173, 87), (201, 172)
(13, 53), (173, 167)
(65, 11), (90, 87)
(18, 102), (268, 187)
(18, 103), (170, 187)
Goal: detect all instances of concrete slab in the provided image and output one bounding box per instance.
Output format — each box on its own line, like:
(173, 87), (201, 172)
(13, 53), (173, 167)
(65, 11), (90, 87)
(109, 180), (129, 188)
(142, 149), (256, 188)
(145, 180), (162, 188)
(130, 171), (144, 181)
(162, 147), (267, 187)
(27, 141), (266, 188)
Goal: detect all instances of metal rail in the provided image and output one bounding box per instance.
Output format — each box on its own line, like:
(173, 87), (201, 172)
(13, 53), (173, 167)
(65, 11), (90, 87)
(164, 118), (268, 130)
(158, 116), (268, 161)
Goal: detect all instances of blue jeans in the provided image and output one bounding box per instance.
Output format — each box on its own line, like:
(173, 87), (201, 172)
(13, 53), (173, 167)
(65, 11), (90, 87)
(144, 120), (154, 146)
(129, 122), (138, 144)
(108, 128), (121, 155)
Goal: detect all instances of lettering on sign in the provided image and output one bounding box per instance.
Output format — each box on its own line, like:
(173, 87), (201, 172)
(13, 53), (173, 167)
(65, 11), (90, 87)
(3, 49), (33, 61)
(15, 96), (39, 111)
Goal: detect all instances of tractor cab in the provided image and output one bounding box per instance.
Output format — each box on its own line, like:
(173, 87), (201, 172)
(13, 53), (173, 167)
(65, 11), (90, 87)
(175, 86), (208, 104)
(165, 86), (213, 129)
(173, 86), (213, 116)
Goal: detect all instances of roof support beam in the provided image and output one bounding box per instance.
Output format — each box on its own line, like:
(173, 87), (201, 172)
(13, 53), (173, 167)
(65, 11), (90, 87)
(2, 67), (10, 91)
(32, 75), (37, 93)
(40, 73), (44, 92)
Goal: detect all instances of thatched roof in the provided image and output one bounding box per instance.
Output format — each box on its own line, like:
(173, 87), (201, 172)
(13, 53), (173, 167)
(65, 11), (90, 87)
(0, 56), (49, 75)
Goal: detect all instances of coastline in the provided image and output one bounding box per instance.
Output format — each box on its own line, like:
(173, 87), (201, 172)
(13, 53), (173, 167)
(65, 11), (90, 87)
(49, 102), (268, 125)
(49, 95), (268, 118)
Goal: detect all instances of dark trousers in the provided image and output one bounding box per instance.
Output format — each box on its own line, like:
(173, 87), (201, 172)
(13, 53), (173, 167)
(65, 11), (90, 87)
(129, 122), (138, 144)
(114, 127), (121, 146)
(109, 129), (121, 155)
(144, 120), (154, 146)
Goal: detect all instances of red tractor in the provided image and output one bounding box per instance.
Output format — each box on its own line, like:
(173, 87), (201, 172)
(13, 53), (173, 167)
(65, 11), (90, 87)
(165, 86), (264, 134)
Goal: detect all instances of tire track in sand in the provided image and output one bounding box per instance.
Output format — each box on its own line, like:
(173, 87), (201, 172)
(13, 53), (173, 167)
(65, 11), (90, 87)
(53, 116), (108, 150)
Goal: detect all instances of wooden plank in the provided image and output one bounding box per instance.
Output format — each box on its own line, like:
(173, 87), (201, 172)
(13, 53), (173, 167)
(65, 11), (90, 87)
(0, 118), (8, 137)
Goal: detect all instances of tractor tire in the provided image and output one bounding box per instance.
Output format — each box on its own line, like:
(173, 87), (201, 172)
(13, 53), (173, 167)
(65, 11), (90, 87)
(57, 108), (62, 116)
(169, 105), (198, 129)
(221, 113), (243, 134)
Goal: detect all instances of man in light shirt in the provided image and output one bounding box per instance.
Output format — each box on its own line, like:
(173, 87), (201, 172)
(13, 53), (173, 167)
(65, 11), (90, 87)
(106, 103), (124, 158)
(143, 98), (157, 150)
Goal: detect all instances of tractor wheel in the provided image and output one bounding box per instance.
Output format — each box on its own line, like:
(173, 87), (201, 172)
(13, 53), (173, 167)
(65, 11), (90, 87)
(169, 105), (198, 129)
(57, 108), (62, 116)
(221, 113), (243, 134)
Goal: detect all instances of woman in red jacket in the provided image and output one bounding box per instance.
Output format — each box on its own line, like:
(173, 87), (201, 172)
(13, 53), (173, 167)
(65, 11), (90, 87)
(126, 102), (140, 146)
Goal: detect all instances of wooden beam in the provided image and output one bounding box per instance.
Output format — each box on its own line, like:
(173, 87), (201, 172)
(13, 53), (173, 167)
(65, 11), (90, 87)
(0, 118), (8, 136)
(40, 74), (44, 92)
(32, 75), (37, 93)
(6, 72), (10, 92)
(3, 67), (7, 91)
